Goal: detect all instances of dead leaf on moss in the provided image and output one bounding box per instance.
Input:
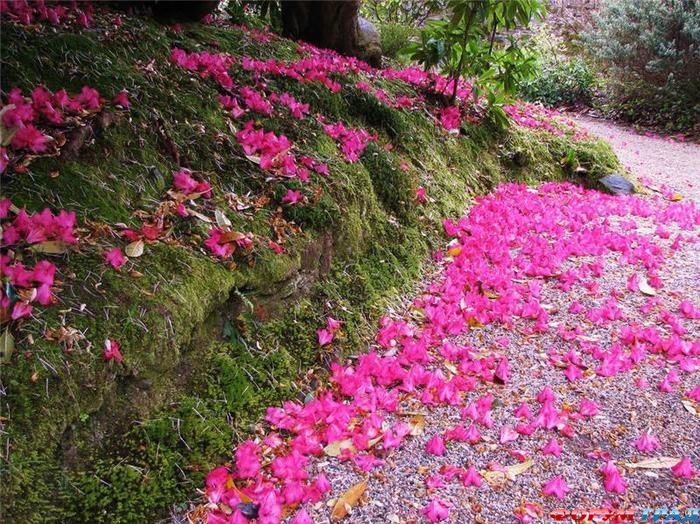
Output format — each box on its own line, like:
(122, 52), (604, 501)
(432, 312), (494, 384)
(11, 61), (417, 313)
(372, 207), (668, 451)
(125, 239), (144, 258)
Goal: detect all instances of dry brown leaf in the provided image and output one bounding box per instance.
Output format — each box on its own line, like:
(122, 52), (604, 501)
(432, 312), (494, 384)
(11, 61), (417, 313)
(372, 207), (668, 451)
(626, 457), (679, 469)
(31, 240), (69, 254)
(482, 460), (533, 483)
(331, 479), (367, 521)
(220, 231), (246, 244)
(125, 239), (145, 258)
(408, 415), (425, 436)
(324, 439), (355, 457)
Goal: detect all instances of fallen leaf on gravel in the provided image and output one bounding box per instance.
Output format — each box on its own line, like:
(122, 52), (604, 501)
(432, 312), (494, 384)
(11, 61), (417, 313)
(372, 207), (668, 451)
(670, 193), (683, 201)
(331, 479), (367, 521)
(626, 457), (679, 469)
(324, 439), (355, 457)
(468, 316), (484, 329)
(482, 460), (533, 483)
(638, 276), (657, 296)
(125, 239), (144, 258)
(408, 415), (426, 436)
(681, 400), (697, 415)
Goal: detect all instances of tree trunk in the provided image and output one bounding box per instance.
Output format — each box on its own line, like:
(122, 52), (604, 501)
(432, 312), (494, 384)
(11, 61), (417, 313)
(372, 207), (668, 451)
(281, 0), (380, 66)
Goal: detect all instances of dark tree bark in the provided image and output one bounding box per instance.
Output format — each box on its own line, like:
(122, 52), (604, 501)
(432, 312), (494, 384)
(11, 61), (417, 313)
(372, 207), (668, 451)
(281, 0), (381, 66)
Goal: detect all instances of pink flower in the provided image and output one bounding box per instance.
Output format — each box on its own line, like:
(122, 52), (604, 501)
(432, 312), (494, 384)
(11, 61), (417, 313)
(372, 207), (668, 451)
(439, 106), (461, 131)
(425, 434), (446, 456)
(11, 302), (33, 320)
(633, 432), (660, 453)
(268, 240), (284, 254)
(0, 147), (8, 174)
(32, 260), (56, 286)
(112, 90), (130, 108)
(173, 169), (199, 194)
(541, 438), (562, 457)
(671, 456), (696, 479)
(257, 491), (282, 524)
(564, 364), (583, 382)
(11, 125), (48, 153)
(542, 476), (570, 499)
(422, 498), (449, 522)
(687, 386), (700, 402)
(290, 508), (313, 524)
(103, 339), (123, 363)
(537, 386), (556, 403)
(104, 247), (126, 269)
(495, 356), (511, 383)
(77, 86), (101, 111)
(282, 189), (303, 205)
(326, 317), (342, 332)
(416, 186), (427, 204)
(205, 466), (229, 504)
(204, 228), (234, 258)
(461, 465), (482, 487)
(235, 440), (261, 479)
(579, 398), (598, 417)
(464, 424), (482, 443)
(317, 328), (334, 346)
(600, 461), (627, 494)
(499, 425), (519, 444)
(514, 402), (532, 419)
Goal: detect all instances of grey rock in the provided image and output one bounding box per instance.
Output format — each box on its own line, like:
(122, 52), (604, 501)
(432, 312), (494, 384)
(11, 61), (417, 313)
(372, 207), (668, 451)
(599, 174), (635, 195)
(356, 16), (382, 67)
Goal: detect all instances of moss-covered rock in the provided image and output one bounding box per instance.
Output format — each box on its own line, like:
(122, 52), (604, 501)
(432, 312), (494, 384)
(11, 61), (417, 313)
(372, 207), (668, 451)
(0, 11), (620, 523)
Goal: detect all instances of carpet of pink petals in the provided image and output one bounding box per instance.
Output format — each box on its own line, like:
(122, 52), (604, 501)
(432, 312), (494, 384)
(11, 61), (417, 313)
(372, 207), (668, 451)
(200, 183), (699, 523)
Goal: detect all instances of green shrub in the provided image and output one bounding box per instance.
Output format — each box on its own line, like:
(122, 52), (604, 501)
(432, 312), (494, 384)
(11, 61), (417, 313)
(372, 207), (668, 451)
(519, 57), (595, 107)
(378, 22), (416, 59)
(584, 0), (700, 132)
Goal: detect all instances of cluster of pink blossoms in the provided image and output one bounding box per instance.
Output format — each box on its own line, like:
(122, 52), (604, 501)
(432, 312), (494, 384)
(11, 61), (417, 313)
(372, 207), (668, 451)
(1, 85), (129, 173)
(204, 182), (698, 523)
(322, 120), (376, 163)
(235, 120), (327, 182)
(0, 0), (93, 27)
(170, 48), (236, 91)
(0, 198), (76, 320)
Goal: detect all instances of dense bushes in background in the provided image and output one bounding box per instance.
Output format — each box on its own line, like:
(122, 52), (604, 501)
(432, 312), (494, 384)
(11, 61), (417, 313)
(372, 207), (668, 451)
(584, 0), (700, 132)
(519, 57), (595, 107)
(518, 21), (596, 108)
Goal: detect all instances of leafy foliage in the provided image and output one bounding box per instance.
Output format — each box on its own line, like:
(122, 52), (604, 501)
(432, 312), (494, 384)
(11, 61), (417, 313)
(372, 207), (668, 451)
(362, 0), (448, 26)
(402, 0), (545, 122)
(519, 56), (595, 107)
(378, 22), (417, 61)
(584, 0), (700, 132)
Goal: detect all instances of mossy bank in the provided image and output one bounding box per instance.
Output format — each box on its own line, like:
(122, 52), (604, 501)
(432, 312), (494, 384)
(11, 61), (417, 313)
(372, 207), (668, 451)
(0, 12), (619, 523)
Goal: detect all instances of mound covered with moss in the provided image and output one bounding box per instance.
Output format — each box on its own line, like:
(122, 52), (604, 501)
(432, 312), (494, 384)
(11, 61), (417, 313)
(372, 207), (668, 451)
(0, 8), (619, 523)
